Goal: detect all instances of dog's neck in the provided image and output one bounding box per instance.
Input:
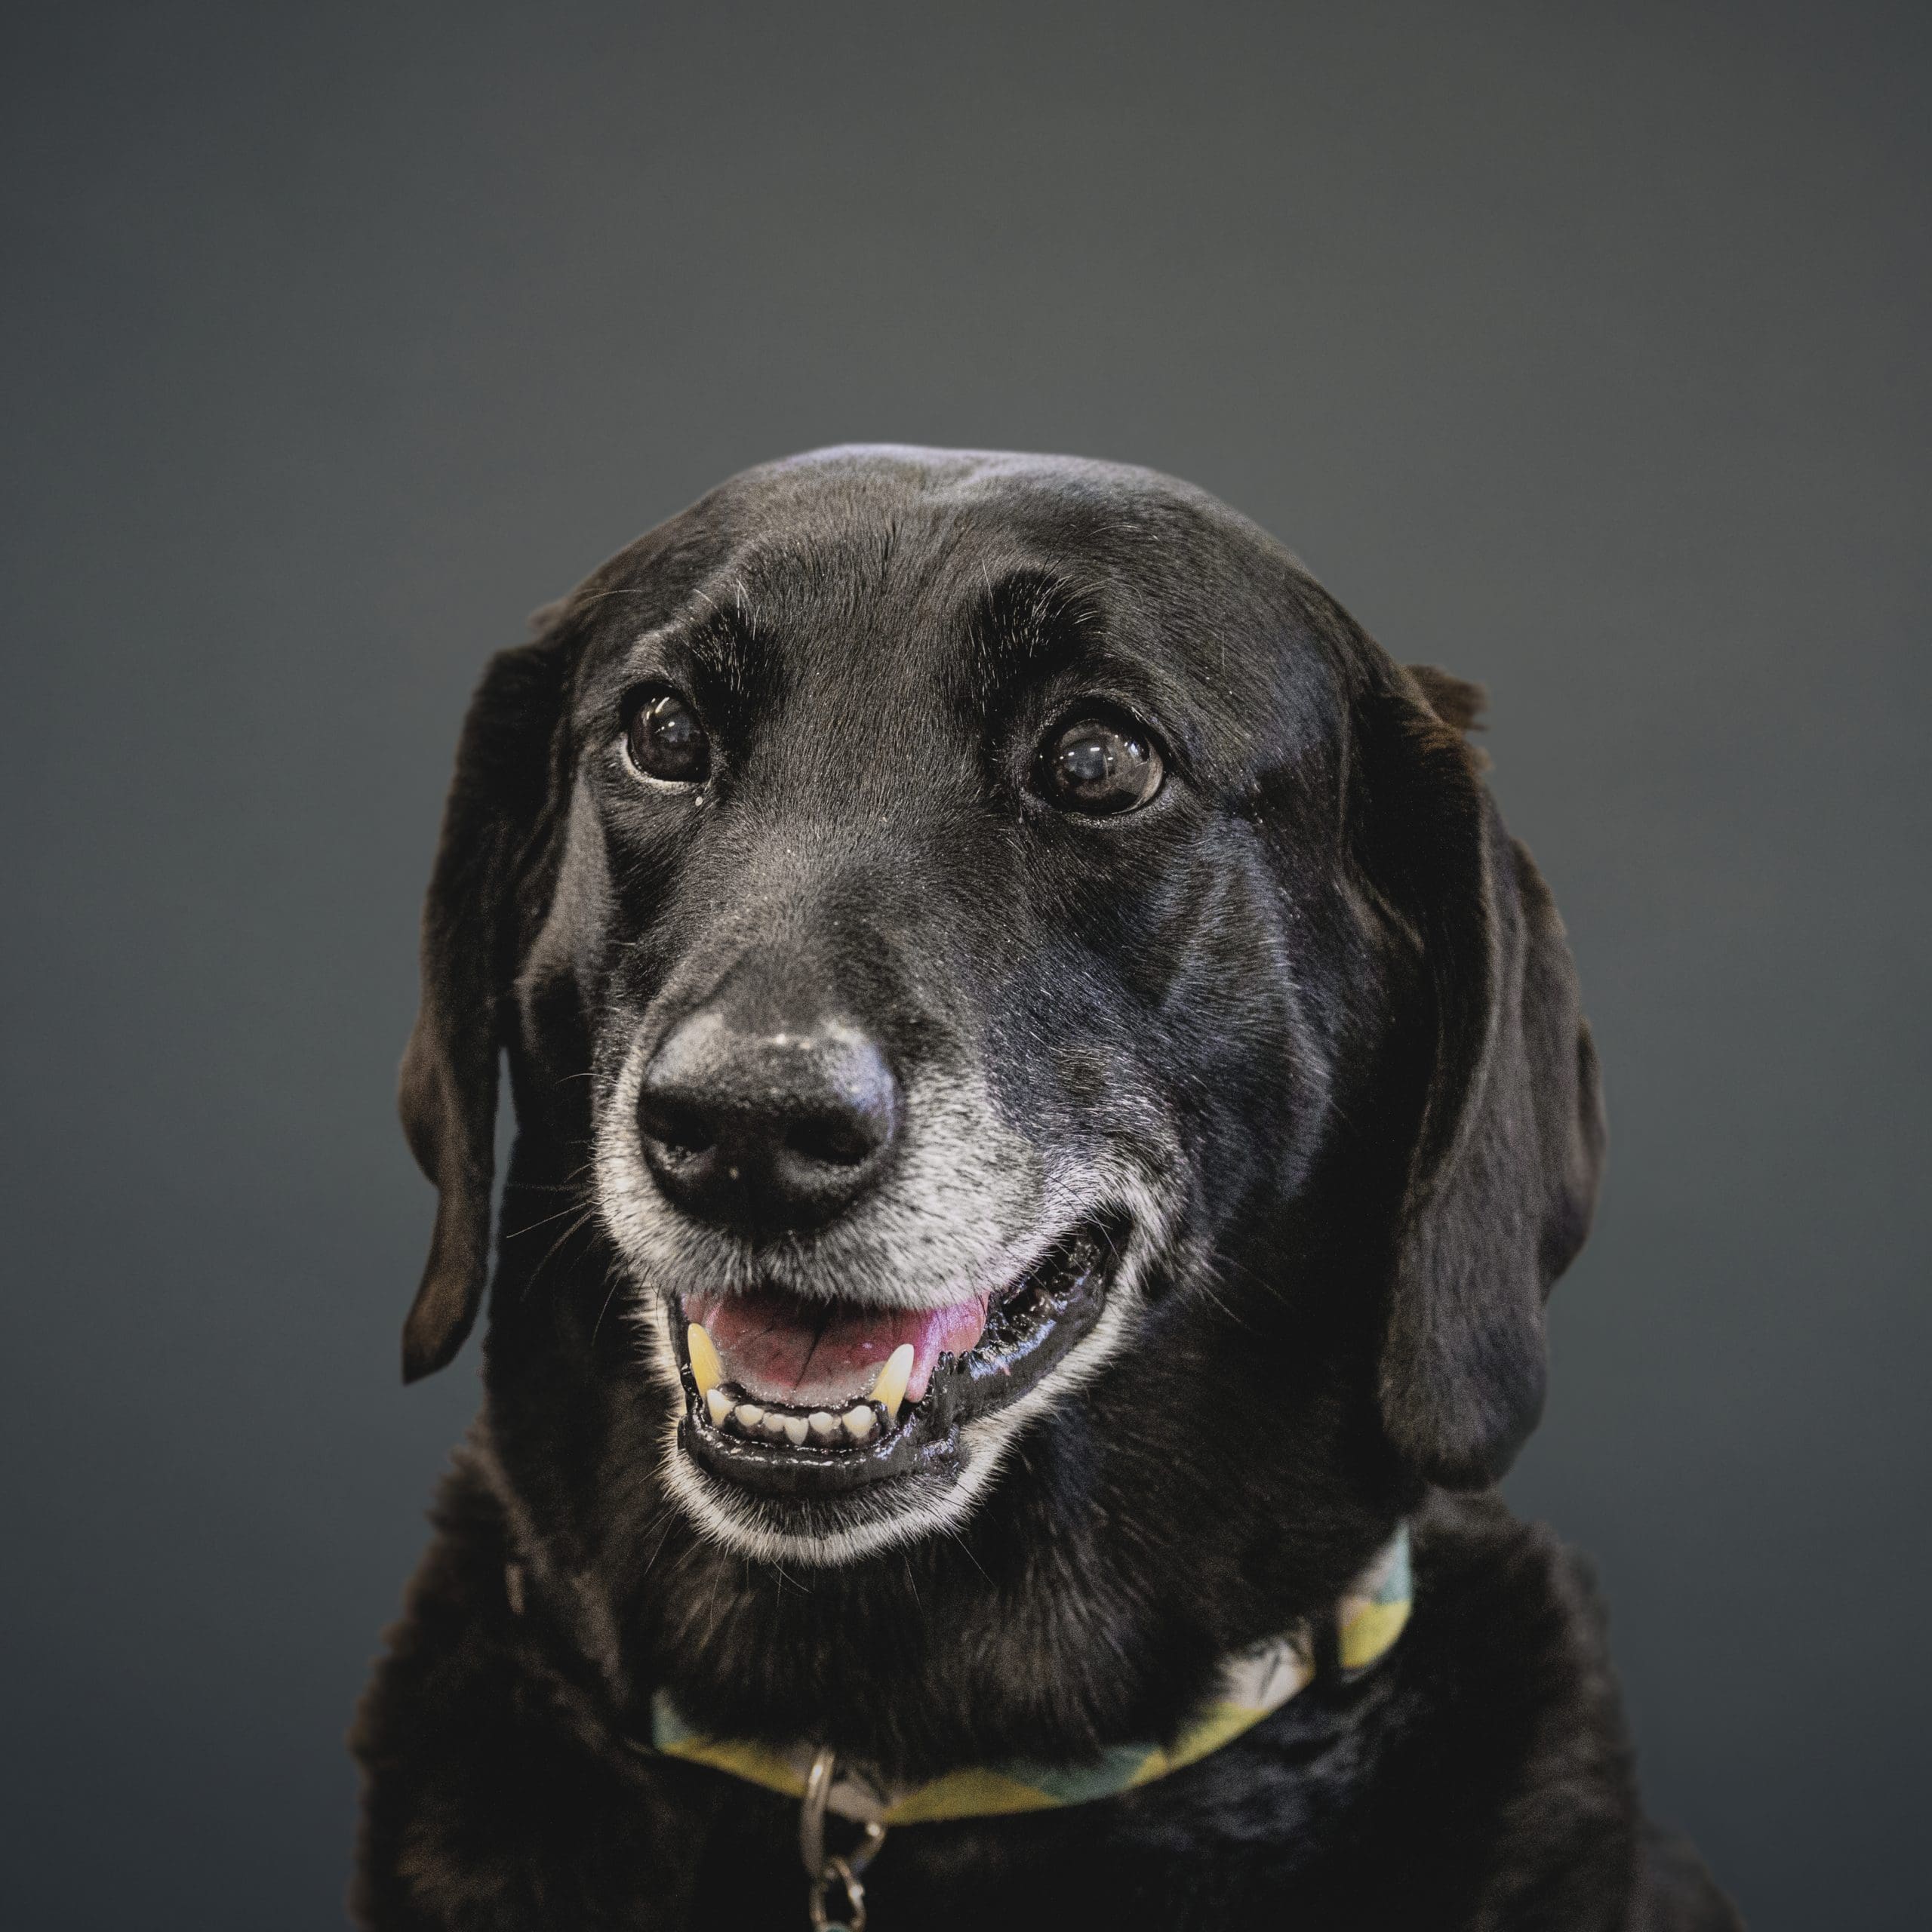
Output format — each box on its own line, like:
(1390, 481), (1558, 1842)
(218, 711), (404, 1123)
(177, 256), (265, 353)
(471, 1420), (1413, 1819)
(637, 1522), (1414, 1826)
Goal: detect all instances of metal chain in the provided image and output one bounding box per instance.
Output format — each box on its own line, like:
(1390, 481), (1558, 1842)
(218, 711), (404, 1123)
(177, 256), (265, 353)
(806, 1854), (865, 1932)
(800, 1747), (888, 1931)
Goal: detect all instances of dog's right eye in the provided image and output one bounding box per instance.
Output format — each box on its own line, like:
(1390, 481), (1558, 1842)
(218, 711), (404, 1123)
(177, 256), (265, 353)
(623, 688), (711, 785)
(1038, 709), (1164, 817)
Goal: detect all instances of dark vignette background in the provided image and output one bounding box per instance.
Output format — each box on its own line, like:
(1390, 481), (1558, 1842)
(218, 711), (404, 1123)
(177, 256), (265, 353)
(3, 3), (1926, 1926)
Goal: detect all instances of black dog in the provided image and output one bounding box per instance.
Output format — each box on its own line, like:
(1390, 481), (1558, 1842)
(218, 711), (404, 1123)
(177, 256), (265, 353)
(352, 448), (1736, 1930)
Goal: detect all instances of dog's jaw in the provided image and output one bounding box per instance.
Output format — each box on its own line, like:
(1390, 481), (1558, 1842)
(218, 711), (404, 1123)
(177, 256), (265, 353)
(633, 1223), (1155, 1567)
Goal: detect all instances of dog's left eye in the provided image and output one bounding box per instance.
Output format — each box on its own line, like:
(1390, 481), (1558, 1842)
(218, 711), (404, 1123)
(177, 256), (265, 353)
(623, 687), (710, 785)
(1038, 710), (1164, 816)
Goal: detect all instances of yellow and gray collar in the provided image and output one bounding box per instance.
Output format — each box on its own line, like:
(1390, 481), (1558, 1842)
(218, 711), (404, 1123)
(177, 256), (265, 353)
(647, 1523), (1412, 1829)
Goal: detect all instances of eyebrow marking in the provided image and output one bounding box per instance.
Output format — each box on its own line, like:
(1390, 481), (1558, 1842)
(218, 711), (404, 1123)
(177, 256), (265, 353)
(973, 567), (1100, 674)
(676, 580), (776, 700)
(947, 567), (1112, 722)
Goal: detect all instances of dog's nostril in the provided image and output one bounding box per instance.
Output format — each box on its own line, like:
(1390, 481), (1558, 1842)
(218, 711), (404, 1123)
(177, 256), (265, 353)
(638, 1096), (715, 1158)
(784, 1110), (879, 1169)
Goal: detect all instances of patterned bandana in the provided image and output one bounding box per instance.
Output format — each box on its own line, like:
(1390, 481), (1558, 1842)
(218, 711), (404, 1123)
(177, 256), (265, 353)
(646, 1524), (1412, 1828)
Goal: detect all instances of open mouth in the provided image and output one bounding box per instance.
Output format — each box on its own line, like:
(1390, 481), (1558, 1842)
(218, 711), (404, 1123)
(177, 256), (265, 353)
(671, 1217), (1120, 1499)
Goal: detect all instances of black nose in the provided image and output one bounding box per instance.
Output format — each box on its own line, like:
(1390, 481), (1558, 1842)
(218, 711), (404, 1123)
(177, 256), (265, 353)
(635, 1006), (901, 1233)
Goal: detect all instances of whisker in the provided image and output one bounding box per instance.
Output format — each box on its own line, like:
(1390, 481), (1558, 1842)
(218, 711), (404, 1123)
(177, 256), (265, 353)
(590, 1251), (633, 1348)
(509, 1193), (599, 1237)
(520, 1204), (599, 1299)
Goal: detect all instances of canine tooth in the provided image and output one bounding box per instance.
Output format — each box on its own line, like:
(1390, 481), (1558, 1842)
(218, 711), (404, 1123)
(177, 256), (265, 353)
(704, 1388), (732, 1426)
(808, 1411), (839, 1441)
(783, 1414), (810, 1446)
(869, 1343), (914, 1423)
(842, 1404), (876, 1441)
(734, 1402), (764, 1429)
(687, 1323), (724, 1396)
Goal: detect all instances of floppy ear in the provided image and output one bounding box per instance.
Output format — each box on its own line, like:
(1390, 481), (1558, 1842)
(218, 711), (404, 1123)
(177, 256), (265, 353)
(1364, 664), (1605, 1487)
(397, 628), (572, 1383)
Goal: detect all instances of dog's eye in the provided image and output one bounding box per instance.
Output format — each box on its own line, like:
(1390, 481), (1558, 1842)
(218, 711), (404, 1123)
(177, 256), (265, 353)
(1040, 712), (1164, 816)
(623, 688), (710, 785)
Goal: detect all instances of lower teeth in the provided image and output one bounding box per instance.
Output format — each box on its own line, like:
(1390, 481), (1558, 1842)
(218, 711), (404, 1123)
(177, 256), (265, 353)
(705, 1383), (888, 1446)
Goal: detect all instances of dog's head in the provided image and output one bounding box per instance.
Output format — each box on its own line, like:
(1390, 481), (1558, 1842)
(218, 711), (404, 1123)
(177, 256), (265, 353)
(397, 448), (1601, 1748)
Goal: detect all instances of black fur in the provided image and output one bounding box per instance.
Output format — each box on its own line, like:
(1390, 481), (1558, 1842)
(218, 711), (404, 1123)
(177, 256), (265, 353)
(353, 448), (1734, 1929)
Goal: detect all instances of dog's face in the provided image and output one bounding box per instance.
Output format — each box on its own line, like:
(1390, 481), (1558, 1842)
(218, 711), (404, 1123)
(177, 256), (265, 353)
(397, 448), (1601, 1753)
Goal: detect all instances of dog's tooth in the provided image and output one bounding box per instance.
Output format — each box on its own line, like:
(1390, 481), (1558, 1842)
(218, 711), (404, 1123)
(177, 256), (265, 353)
(734, 1402), (764, 1430)
(869, 1343), (914, 1423)
(808, 1411), (839, 1441)
(761, 1412), (789, 1441)
(842, 1404), (877, 1441)
(704, 1387), (731, 1427)
(687, 1323), (724, 1396)
(782, 1414), (810, 1446)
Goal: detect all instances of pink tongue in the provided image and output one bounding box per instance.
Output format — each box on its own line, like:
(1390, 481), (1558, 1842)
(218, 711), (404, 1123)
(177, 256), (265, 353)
(684, 1287), (990, 1408)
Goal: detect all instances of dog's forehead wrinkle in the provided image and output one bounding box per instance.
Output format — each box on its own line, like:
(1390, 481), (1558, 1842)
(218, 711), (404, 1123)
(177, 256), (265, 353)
(583, 443), (1346, 663)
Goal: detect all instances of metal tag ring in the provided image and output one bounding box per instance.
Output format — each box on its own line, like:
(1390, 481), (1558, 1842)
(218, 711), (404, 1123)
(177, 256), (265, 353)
(800, 1748), (888, 1878)
(801, 1745), (888, 1930)
(799, 1746), (837, 1880)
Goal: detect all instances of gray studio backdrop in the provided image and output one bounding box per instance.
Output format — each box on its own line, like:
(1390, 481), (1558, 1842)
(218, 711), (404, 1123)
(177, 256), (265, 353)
(4, 3), (1926, 1927)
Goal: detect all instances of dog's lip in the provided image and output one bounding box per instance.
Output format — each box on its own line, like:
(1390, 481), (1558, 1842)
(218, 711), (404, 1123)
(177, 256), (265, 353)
(669, 1215), (1121, 1497)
